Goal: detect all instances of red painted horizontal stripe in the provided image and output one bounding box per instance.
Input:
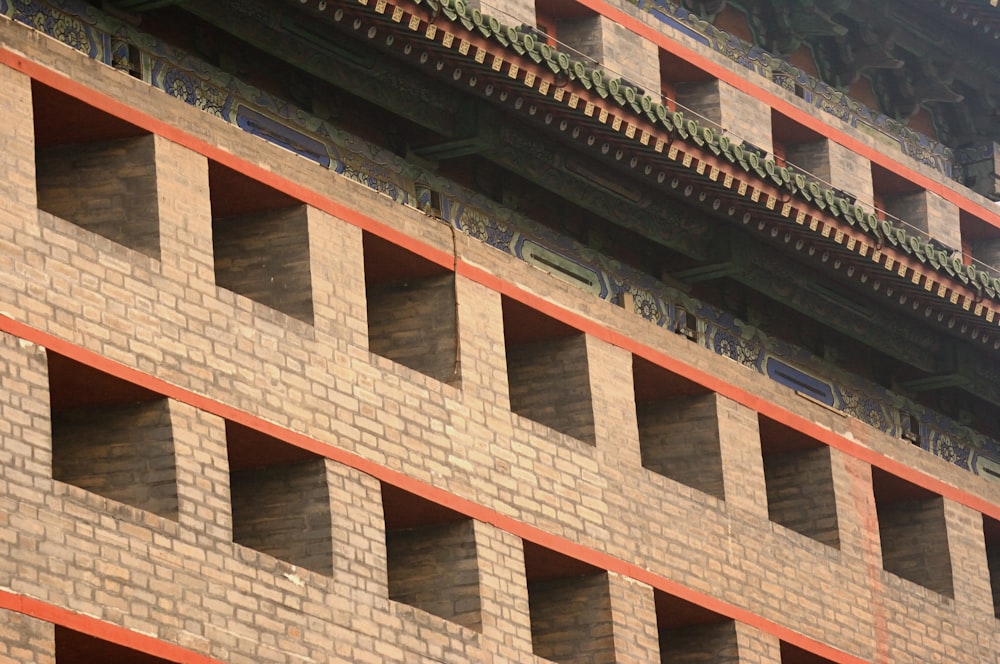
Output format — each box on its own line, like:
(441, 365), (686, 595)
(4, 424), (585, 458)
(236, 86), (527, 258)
(0, 590), (222, 663)
(577, 0), (1000, 231)
(459, 261), (1000, 522)
(0, 42), (994, 662)
(0, 312), (867, 663)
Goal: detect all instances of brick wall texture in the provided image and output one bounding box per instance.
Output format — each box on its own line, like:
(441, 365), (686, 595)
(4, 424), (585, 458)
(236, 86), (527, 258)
(35, 135), (160, 259)
(556, 15), (660, 95)
(386, 519), (482, 631)
(0, 11), (999, 664)
(660, 620), (740, 663)
(51, 398), (178, 520)
(0, 609), (54, 664)
(876, 495), (955, 598)
(637, 393), (726, 500)
(213, 204), (315, 325)
(989, 528), (1000, 618)
(762, 446), (840, 548)
(883, 190), (962, 251)
(230, 459), (335, 576)
(677, 80), (773, 153)
(785, 139), (875, 209)
(506, 334), (597, 445)
(366, 273), (458, 383)
(527, 573), (615, 663)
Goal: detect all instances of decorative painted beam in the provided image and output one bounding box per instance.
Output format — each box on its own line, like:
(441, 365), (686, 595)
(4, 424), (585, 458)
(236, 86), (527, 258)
(108, 0), (187, 10)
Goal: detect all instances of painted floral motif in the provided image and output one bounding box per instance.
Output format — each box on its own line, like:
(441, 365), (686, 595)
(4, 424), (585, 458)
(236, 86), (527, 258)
(458, 206), (514, 252)
(12, 1), (91, 55)
(711, 329), (741, 363)
(929, 433), (972, 469)
(633, 290), (666, 325)
(706, 326), (761, 369)
(841, 391), (892, 433)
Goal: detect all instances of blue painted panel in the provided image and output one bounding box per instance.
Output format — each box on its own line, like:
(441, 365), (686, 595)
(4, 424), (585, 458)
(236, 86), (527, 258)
(235, 104), (331, 168)
(765, 358), (836, 406)
(644, 1), (711, 46)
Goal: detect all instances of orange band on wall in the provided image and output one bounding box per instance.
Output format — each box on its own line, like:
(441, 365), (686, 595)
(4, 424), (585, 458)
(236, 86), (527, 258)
(0, 590), (223, 663)
(0, 38), (992, 663)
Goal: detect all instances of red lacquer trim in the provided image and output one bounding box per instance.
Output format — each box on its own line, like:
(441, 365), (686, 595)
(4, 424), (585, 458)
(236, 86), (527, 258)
(0, 313), (867, 663)
(0, 591), (222, 663)
(570, 0), (1000, 230)
(455, 263), (1000, 521)
(0, 45), (993, 663)
(0, 51), (457, 272)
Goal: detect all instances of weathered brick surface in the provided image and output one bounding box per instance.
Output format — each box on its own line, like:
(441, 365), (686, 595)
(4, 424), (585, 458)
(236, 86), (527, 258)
(876, 494), (954, 598)
(213, 204), (314, 325)
(0, 333), (50, 486)
(0, 62), (35, 321)
(733, 623), (781, 664)
(555, 15), (660, 95)
(152, 135), (214, 287)
(455, 275), (510, 408)
(943, 500), (995, 613)
(972, 236), (1000, 271)
(826, 448), (880, 567)
(0, 15), (999, 663)
(607, 573), (660, 662)
(172, 403), (232, 543)
(306, 206), (368, 347)
(387, 519), (482, 630)
(480, 0), (535, 29)
(677, 80), (773, 153)
(660, 620), (740, 663)
(366, 273), (458, 383)
(718, 396), (769, 520)
(987, 517), (1000, 619)
(528, 572), (614, 663)
(637, 393), (726, 500)
(473, 521), (534, 656)
(51, 398), (179, 521)
(230, 458), (334, 576)
(785, 139), (874, 208)
(327, 462), (388, 600)
(36, 135), (160, 259)
(0, 332), (58, 611)
(506, 334), (596, 445)
(0, 609), (54, 664)
(883, 189), (961, 251)
(587, 339), (642, 467)
(874, 577), (971, 663)
(763, 446), (839, 548)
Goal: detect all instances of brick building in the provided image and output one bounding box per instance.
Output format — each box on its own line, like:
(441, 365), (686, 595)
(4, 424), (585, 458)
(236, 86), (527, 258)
(1, 0), (999, 662)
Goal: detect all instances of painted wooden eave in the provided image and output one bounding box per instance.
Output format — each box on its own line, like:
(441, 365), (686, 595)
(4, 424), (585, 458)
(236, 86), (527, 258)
(288, 0), (1000, 351)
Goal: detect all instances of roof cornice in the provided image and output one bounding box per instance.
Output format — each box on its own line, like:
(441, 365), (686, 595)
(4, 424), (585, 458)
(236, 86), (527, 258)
(292, 0), (1000, 350)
